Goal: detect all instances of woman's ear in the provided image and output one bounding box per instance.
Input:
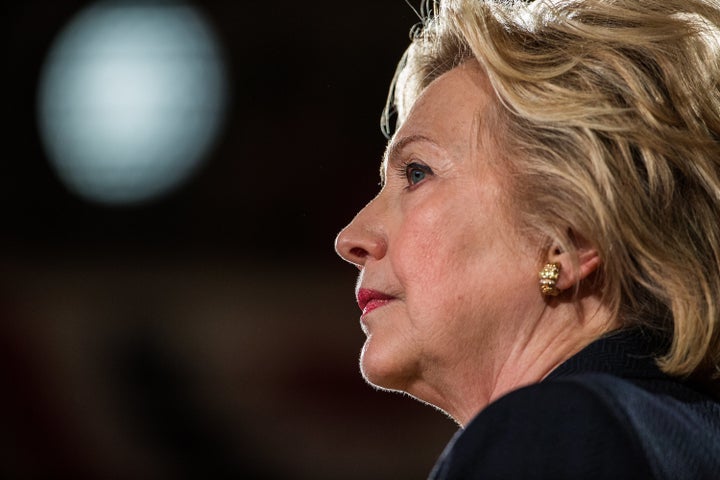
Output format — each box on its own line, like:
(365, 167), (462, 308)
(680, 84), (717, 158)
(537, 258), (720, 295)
(545, 235), (601, 292)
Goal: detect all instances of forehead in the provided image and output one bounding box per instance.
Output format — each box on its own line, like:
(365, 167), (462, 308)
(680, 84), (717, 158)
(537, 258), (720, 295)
(383, 62), (497, 169)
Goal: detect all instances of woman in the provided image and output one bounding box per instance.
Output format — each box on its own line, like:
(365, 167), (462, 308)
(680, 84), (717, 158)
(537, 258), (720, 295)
(335, 0), (720, 478)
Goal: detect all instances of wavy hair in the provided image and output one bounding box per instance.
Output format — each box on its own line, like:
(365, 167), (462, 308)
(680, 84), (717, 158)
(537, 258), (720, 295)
(383, 0), (720, 381)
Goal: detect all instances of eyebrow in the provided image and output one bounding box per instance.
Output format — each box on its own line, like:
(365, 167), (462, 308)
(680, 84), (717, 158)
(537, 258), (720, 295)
(380, 134), (439, 186)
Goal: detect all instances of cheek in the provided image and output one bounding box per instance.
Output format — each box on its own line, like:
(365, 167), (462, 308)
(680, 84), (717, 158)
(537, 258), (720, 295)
(390, 197), (530, 320)
(390, 205), (484, 316)
(391, 205), (458, 286)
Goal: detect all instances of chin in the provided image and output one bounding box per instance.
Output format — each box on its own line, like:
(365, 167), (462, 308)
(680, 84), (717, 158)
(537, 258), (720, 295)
(359, 337), (415, 393)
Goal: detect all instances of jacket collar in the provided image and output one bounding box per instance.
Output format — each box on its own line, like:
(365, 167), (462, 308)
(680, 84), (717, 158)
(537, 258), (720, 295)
(546, 328), (671, 381)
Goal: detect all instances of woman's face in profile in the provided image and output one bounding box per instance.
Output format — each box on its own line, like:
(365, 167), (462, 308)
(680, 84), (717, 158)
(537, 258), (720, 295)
(336, 63), (543, 401)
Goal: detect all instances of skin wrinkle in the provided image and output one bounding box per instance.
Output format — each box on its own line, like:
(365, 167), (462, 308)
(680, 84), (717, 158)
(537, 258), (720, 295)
(382, 134), (442, 186)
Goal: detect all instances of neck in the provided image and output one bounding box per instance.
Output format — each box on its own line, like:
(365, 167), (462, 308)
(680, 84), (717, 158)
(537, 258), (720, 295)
(410, 294), (617, 427)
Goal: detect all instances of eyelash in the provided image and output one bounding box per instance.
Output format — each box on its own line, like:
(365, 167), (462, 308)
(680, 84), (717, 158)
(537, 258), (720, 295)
(396, 160), (434, 189)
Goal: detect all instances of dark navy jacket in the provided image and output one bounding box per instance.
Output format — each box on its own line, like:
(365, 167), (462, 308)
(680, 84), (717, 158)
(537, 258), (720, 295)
(429, 329), (720, 479)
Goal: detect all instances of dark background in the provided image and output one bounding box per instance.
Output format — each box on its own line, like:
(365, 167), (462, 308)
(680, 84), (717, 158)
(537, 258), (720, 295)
(2, 1), (457, 478)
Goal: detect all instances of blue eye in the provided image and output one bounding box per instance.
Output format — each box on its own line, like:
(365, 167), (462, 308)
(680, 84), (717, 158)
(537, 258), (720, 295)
(404, 162), (432, 186)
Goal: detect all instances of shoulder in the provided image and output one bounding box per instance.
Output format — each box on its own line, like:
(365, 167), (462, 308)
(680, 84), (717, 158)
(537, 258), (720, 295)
(431, 376), (654, 480)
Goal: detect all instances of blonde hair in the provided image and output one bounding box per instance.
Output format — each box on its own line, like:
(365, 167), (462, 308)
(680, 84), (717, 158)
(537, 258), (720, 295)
(383, 0), (720, 381)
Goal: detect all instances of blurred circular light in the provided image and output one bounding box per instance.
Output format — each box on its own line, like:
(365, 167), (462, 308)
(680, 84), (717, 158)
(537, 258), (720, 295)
(38, 0), (228, 205)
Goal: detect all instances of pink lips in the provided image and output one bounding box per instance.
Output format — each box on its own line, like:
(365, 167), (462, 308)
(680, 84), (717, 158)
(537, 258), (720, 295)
(356, 288), (395, 316)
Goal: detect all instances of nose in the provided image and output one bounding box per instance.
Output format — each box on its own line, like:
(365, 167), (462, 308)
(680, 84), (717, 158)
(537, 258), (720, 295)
(335, 201), (387, 268)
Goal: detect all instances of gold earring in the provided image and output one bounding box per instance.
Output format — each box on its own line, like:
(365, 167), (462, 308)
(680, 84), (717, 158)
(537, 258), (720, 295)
(539, 263), (561, 296)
